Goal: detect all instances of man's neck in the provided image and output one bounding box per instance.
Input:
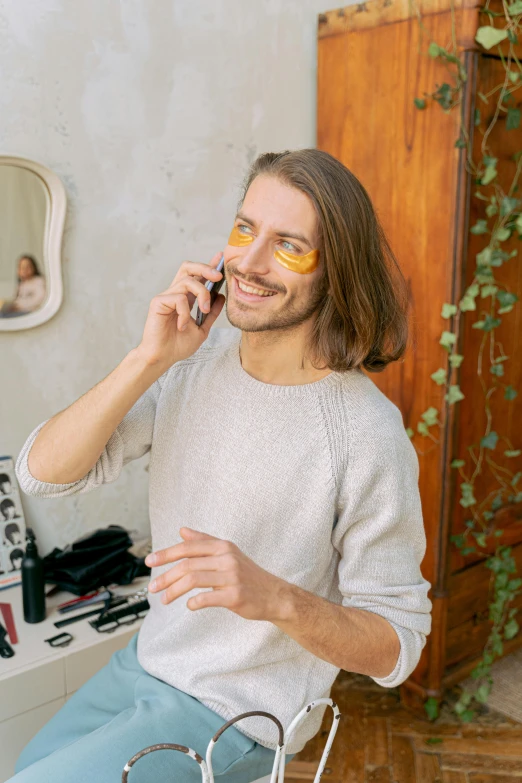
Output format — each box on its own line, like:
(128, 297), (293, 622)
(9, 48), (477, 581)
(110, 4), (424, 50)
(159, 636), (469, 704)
(239, 329), (332, 386)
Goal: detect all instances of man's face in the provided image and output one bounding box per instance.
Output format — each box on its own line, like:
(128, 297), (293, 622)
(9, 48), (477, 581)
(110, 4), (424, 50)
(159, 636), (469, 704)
(0, 481), (11, 494)
(5, 506), (15, 520)
(11, 531), (22, 546)
(224, 175), (327, 333)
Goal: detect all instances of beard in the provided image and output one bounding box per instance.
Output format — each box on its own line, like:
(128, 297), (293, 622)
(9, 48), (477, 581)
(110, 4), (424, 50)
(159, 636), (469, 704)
(225, 270), (328, 334)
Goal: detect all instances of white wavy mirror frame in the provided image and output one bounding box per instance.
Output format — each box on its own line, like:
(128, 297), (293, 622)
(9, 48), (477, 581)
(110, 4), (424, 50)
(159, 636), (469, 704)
(0, 156), (66, 331)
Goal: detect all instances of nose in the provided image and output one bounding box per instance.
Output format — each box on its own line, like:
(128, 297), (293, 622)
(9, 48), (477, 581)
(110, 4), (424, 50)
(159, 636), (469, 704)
(234, 239), (272, 278)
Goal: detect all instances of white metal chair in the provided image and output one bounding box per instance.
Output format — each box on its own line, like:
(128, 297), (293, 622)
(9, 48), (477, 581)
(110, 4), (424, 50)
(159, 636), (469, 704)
(122, 698), (341, 783)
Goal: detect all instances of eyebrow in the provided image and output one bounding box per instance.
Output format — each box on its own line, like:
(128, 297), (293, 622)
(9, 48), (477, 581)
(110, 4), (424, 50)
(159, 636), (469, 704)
(235, 211), (314, 250)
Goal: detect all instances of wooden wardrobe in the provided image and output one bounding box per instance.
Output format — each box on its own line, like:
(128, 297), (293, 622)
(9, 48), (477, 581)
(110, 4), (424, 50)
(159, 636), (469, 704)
(317, 0), (522, 713)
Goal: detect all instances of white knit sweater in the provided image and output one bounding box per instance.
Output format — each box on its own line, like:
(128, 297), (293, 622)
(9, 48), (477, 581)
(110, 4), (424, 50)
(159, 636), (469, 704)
(16, 327), (432, 754)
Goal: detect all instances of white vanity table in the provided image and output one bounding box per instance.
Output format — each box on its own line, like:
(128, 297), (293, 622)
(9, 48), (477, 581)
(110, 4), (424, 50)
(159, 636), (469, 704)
(0, 577), (149, 781)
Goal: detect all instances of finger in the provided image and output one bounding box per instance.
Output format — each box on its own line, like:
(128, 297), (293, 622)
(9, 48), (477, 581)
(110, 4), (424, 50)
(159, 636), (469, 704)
(150, 292), (190, 319)
(170, 276), (215, 313)
(148, 555), (227, 593)
(145, 538), (224, 567)
(198, 294), (225, 336)
(172, 294), (192, 332)
(167, 255), (224, 289)
(187, 588), (235, 611)
(162, 572), (229, 605)
(180, 527), (217, 541)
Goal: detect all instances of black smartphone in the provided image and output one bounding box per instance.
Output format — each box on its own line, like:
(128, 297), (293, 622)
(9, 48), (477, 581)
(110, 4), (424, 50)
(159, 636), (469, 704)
(195, 254), (226, 327)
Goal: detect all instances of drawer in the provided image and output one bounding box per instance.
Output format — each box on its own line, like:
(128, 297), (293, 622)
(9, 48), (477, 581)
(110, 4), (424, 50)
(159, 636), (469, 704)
(0, 697), (65, 783)
(0, 658), (65, 723)
(65, 628), (138, 693)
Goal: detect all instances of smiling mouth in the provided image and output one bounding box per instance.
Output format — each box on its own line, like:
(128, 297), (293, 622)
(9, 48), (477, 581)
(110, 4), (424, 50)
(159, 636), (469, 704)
(233, 276), (278, 300)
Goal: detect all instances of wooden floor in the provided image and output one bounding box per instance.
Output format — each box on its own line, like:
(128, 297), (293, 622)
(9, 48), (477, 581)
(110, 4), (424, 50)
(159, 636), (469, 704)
(285, 672), (522, 782)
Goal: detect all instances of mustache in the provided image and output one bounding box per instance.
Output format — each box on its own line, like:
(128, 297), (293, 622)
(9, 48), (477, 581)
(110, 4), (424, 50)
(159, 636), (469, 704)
(225, 266), (285, 294)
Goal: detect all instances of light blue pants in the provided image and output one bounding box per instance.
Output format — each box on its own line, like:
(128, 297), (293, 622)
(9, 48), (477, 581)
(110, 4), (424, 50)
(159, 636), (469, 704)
(9, 634), (279, 783)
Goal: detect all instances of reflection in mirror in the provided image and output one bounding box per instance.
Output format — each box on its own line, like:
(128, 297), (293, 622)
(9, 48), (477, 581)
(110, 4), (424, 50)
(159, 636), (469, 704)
(0, 166), (48, 318)
(0, 157), (66, 332)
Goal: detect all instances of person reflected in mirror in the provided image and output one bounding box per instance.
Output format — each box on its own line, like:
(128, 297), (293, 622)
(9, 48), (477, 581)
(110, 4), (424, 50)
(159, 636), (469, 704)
(8, 548), (24, 572)
(0, 498), (21, 521)
(0, 473), (12, 494)
(0, 255), (46, 317)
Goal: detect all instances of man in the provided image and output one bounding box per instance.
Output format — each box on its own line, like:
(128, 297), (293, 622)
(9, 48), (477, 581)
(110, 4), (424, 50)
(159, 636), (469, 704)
(14, 149), (431, 783)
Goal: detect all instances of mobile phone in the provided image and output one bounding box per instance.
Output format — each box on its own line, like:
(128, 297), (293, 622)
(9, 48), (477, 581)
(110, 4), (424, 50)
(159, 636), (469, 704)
(195, 254), (226, 327)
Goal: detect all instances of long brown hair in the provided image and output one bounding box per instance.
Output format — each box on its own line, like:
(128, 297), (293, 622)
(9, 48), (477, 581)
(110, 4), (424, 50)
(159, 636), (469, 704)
(239, 149), (410, 373)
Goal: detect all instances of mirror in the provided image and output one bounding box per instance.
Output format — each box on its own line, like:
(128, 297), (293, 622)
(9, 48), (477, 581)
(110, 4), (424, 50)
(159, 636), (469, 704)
(0, 157), (66, 331)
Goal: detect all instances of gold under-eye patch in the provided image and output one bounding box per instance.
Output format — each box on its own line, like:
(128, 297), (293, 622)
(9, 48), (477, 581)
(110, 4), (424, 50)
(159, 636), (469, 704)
(228, 225), (320, 274)
(228, 225), (254, 247)
(273, 247), (319, 275)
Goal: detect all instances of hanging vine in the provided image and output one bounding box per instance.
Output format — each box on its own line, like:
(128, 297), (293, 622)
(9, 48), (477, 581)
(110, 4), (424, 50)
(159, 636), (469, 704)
(409, 0), (522, 722)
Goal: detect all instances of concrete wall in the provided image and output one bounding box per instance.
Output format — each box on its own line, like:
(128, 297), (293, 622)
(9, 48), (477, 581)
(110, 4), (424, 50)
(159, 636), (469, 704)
(0, 0), (339, 554)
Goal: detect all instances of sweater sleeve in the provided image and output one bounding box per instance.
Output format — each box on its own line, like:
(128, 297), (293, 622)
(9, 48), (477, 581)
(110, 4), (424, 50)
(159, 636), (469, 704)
(15, 375), (165, 499)
(331, 404), (432, 688)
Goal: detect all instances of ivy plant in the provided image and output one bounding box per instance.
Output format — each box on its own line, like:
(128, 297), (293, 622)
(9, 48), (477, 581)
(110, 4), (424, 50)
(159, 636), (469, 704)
(410, 0), (522, 721)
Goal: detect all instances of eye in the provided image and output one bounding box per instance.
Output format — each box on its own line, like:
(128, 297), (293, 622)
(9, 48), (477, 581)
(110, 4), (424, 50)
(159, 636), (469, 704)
(281, 240), (300, 254)
(238, 224), (254, 235)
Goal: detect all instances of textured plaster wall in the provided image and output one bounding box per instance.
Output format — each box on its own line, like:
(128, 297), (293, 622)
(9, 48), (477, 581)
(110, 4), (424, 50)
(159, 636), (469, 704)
(0, 0), (338, 555)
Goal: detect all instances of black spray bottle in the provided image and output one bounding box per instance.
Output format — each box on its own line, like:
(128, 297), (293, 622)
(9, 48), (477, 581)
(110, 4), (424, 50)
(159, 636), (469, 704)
(22, 528), (46, 623)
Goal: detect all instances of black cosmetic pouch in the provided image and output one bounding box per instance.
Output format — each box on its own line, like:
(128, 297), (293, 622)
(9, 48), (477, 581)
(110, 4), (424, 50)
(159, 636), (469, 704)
(43, 525), (150, 595)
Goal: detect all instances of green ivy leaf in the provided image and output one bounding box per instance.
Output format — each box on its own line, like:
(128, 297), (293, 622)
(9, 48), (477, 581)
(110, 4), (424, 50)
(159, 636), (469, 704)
(516, 214), (522, 234)
(425, 737), (444, 745)
(481, 164), (498, 185)
(504, 450), (521, 457)
(406, 427), (414, 438)
(460, 482), (476, 507)
(460, 295), (477, 311)
(504, 619), (520, 640)
(441, 303), (458, 318)
(446, 385), (465, 404)
(481, 431), (499, 450)
(473, 315), (501, 331)
(481, 284), (498, 298)
(486, 203), (498, 217)
(495, 227), (512, 242)
(475, 683), (491, 703)
(475, 108), (481, 127)
(449, 354), (464, 368)
(501, 196), (520, 216)
(508, 70), (520, 83)
(417, 422), (430, 436)
(477, 246), (492, 266)
(497, 291), (518, 308)
(414, 98), (427, 110)
(428, 42), (440, 57)
(440, 331), (457, 349)
(424, 697), (439, 721)
(451, 459), (466, 468)
(455, 136), (467, 148)
(434, 83), (453, 110)
(460, 709), (476, 723)
(421, 407), (439, 426)
(451, 533), (466, 547)
(507, 108), (521, 130)
(508, 0), (522, 15)
(512, 472), (522, 487)
(470, 219), (489, 235)
(431, 368), (447, 385)
(461, 546), (477, 556)
(505, 385), (518, 400)
(475, 26), (509, 50)
(473, 532), (488, 548)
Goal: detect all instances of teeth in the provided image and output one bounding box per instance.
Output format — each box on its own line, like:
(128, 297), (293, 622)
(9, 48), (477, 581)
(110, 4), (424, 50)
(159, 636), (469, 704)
(237, 279), (276, 297)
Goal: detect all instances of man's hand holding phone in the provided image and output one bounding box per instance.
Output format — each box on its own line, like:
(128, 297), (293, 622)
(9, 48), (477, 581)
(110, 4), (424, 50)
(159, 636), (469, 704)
(135, 252), (225, 371)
